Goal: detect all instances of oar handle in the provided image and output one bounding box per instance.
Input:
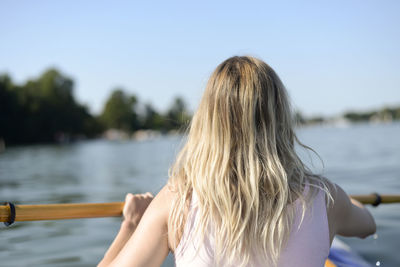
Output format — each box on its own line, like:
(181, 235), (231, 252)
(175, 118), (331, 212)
(0, 202), (124, 223)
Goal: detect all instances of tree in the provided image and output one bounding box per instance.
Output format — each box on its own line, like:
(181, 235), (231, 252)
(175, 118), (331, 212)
(293, 111), (306, 125)
(0, 69), (103, 145)
(164, 96), (190, 131)
(100, 89), (139, 132)
(141, 103), (164, 130)
(0, 74), (20, 144)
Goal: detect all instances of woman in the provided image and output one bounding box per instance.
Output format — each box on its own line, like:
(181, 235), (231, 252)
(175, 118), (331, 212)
(98, 56), (376, 267)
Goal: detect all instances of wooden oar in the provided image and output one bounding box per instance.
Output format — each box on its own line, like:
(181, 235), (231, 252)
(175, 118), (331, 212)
(1, 194), (400, 223)
(352, 193), (400, 205)
(0, 202), (124, 223)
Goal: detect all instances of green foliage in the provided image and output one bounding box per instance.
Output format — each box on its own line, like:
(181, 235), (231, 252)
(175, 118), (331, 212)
(344, 107), (400, 122)
(141, 103), (164, 130)
(0, 67), (193, 146)
(3, 66), (400, 145)
(0, 75), (20, 143)
(344, 111), (374, 122)
(100, 89), (139, 132)
(307, 116), (325, 124)
(293, 111), (306, 125)
(0, 65), (196, 146)
(101, 92), (191, 133)
(164, 96), (191, 131)
(0, 69), (103, 145)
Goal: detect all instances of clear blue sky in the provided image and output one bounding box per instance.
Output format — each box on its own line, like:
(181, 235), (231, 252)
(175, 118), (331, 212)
(1, 0), (399, 116)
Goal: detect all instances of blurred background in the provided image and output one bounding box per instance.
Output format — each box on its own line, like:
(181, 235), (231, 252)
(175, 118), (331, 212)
(0, 1), (399, 266)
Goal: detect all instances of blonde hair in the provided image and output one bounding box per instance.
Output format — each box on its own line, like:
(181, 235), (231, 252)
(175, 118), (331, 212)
(168, 56), (332, 266)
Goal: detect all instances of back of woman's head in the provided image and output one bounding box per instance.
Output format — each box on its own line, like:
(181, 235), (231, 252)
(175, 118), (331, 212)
(193, 56), (295, 174)
(169, 56), (330, 266)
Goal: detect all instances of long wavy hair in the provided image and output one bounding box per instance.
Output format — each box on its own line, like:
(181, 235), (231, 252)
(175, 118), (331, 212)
(168, 56), (332, 266)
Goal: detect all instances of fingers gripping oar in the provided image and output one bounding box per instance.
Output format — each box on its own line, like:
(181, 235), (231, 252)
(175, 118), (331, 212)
(1, 193), (400, 225)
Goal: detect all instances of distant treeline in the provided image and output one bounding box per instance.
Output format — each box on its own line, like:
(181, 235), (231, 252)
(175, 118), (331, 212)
(0, 69), (190, 146)
(2, 68), (398, 145)
(343, 107), (400, 122)
(295, 106), (400, 125)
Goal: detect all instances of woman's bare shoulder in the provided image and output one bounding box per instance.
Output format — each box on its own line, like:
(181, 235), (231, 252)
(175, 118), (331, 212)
(149, 183), (177, 219)
(157, 183), (176, 200)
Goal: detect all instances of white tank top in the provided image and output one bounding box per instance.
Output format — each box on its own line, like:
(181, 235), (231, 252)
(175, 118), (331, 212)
(174, 188), (330, 266)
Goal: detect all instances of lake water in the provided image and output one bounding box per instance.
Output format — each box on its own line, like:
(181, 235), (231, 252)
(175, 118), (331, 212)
(1, 123), (399, 266)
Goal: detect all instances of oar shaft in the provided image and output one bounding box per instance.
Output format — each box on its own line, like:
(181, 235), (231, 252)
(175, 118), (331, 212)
(2, 194), (400, 223)
(0, 202), (124, 222)
(352, 194), (400, 205)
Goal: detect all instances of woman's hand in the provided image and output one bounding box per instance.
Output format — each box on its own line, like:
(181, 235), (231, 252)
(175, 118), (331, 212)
(122, 192), (154, 227)
(98, 192), (154, 267)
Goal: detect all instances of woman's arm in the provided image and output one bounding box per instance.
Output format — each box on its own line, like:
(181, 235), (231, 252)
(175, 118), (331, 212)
(332, 184), (376, 239)
(98, 185), (173, 267)
(98, 193), (153, 267)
